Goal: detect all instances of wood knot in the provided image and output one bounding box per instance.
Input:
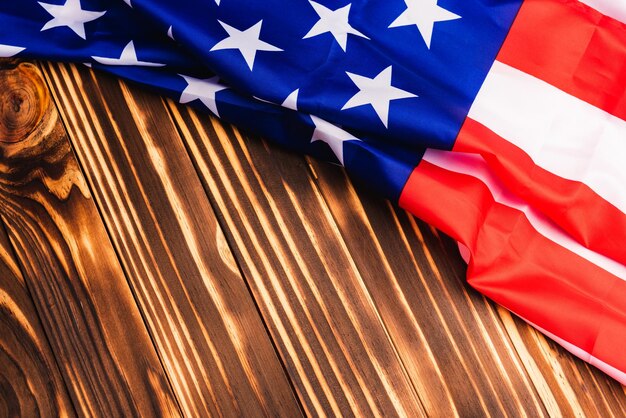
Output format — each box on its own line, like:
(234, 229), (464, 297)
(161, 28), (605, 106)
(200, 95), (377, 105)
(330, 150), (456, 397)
(0, 62), (90, 201)
(0, 63), (49, 143)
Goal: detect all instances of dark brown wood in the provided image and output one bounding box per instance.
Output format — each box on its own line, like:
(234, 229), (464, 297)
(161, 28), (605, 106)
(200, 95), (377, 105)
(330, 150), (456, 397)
(308, 161), (543, 416)
(311, 159), (626, 416)
(0, 214), (76, 417)
(40, 62), (302, 418)
(3, 58), (626, 416)
(164, 90), (626, 415)
(166, 102), (434, 417)
(0, 61), (180, 417)
(497, 305), (626, 417)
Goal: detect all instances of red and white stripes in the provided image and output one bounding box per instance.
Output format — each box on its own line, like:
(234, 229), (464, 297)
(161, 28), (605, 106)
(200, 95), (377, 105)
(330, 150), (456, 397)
(455, 0), (626, 265)
(400, 150), (626, 385)
(399, 0), (626, 384)
(578, 0), (626, 24)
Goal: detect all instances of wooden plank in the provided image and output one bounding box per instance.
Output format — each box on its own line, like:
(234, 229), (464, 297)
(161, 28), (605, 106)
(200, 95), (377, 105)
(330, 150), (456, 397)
(0, 61), (180, 416)
(40, 62), (302, 417)
(311, 160), (626, 416)
(497, 306), (626, 417)
(165, 98), (545, 415)
(25, 59), (626, 415)
(308, 162), (544, 416)
(166, 102), (428, 417)
(164, 93), (626, 414)
(0, 215), (76, 417)
(418, 186), (626, 416)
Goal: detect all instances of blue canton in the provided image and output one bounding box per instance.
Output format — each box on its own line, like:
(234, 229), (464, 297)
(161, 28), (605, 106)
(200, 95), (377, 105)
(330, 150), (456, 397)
(0, 0), (522, 200)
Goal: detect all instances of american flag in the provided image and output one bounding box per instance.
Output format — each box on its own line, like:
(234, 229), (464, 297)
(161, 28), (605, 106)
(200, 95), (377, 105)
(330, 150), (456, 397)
(2, 0), (625, 385)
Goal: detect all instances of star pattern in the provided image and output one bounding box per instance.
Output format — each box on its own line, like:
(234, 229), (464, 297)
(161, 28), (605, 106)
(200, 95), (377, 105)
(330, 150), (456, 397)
(389, 0), (461, 48)
(0, 44), (26, 57)
(0, 0), (611, 392)
(179, 75), (228, 117)
(38, 0), (106, 39)
(342, 66), (417, 127)
(0, 0), (490, 177)
(92, 41), (165, 66)
(4, 0), (469, 141)
(310, 115), (361, 165)
(282, 89), (299, 110)
(210, 20), (282, 70)
(303, 1), (369, 52)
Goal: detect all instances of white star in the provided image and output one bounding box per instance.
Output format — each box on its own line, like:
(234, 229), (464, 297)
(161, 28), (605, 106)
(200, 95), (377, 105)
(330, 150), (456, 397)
(310, 116), (361, 165)
(0, 44), (25, 57)
(303, 2), (369, 52)
(342, 66), (416, 128)
(167, 25), (174, 40)
(179, 75), (228, 117)
(123, 0), (132, 7)
(210, 20), (282, 70)
(389, 0), (460, 48)
(92, 41), (165, 67)
(282, 89), (299, 110)
(38, 0), (106, 40)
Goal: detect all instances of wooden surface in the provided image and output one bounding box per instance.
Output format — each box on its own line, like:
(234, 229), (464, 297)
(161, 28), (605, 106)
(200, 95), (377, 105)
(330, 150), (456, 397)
(0, 59), (624, 417)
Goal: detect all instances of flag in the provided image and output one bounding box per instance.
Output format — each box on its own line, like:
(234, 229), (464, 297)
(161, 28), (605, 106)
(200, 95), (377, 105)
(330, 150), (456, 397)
(1, 0), (625, 385)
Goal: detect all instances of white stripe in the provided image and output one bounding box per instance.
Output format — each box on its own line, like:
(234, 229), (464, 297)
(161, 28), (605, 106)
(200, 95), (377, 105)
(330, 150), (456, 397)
(469, 61), (626, 215)
(423, 149), (626, 283)
(426, 150), (626, 385)
(578, 0), (626, 23)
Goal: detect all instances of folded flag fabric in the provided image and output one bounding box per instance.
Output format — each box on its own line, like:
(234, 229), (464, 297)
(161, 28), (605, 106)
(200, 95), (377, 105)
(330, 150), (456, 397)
(1, 0), (625, 385)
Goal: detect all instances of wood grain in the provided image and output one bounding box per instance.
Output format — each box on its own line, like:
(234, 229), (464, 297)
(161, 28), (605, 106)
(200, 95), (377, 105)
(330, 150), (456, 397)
(40, 62), (302, 417)
(0, 60), (180, 417)
(165, 91), (626, 415)
(167, 102), (431, 417)
(0, 213), (75, 417)
(311, 160), (626, 416)
(3, 57), (625, 416)
(309, 161), (542, 416)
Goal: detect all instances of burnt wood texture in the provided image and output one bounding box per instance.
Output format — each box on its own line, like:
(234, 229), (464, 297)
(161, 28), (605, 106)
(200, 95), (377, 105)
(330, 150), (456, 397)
(0, 58), (624, 416)
(0, 60), (181, 417)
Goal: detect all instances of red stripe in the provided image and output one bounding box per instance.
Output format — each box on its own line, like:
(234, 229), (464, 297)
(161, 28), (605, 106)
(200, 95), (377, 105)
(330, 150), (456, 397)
(399, 159), (626, 380)
(454, 118), (626, 266)
(498, 0), (626, 121)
